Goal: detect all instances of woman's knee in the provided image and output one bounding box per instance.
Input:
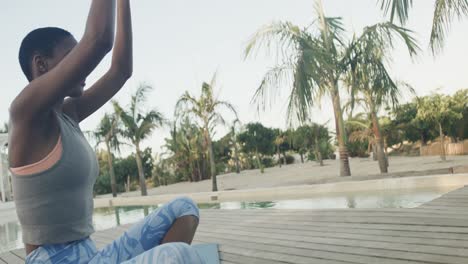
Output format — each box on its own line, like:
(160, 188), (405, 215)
(168, 196), (200, 220)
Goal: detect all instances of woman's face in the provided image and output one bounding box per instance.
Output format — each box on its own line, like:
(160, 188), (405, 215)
(43, 36), (86, 98)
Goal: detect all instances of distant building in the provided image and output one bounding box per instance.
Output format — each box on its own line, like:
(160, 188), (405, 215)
(0, 133), (12, 202)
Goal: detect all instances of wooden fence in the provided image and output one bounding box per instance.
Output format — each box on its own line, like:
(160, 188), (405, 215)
(420, 140), (468, 156)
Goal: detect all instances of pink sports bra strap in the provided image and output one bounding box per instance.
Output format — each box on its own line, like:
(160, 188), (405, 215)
(10, 136), (63, 175)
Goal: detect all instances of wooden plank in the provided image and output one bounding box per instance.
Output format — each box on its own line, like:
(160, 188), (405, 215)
(411, 208), (468, 216)
(200, 207), (468, 218)
(9, 250), (25, 260)
(214, 243), (354, 264)
(417, 205), (468, 211)
(200, 215), (468, 230)
(201, 209), (468, 221)
(196, 232), (468, 264)
(196, 231), (424, 264)
(200, 214), (468, 235)
(418, 202), (468, 207)
(435, 196), (468, 201)
(197, 225), (468, 248)
(220, 261), (240, 264)
(422, 199), (468, 205)
(199, 219), (468, 240)
(201, 208), (468, 220)
(220, 252), (291, 264)
(196, 227), (468, 258)
(0, 252), (23, 264)
(201, 207), (468, 218)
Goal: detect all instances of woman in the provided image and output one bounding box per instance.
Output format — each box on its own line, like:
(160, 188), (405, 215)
(9, 1), (203, 263)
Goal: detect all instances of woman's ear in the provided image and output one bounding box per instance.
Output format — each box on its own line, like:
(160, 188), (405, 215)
(32, 54), (49, 75)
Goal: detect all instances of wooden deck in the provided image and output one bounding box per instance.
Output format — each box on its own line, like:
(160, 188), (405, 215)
(2, 186), (468, 264)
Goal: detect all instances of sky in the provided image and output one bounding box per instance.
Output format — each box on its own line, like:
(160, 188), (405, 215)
(1, 0), (468, 155)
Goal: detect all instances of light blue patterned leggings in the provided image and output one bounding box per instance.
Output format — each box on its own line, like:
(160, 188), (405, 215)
(25, 197), (203, 264)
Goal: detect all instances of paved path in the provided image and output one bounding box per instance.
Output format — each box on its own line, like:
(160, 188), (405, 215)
(98, 155), (468, 198)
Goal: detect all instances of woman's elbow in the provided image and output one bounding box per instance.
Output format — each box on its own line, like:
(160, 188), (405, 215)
(123, 66), (133, 80)
(96, 36), (114, 54)
(110, 64), (132, 81)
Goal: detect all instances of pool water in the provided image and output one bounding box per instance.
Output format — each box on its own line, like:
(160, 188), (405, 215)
(0, 187), (452, 254)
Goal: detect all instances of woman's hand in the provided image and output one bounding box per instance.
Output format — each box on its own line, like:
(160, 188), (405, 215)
(10, 0), (116, 122)
(65, 0), (133, 122)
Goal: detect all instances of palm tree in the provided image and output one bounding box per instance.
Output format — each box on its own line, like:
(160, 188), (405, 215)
(113, 84), (165, 196)
(163, 120), (207, 183)
(346, 114), (378, 159)
(379, 0), (468, 54)
(93, 113), (121, 197)
(274, 134), (286, 167)
(175, 74), (238, 192)
(311, 123), (326, 166)
(230, 119), (242, 174)
(245, 0), (418, 177)
(345, 19), (418, 173)
(167, 119), (206, 182)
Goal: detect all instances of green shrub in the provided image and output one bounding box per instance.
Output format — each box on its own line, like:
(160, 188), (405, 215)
(261, 156), (275, 168)
(280, 154), (295, 164)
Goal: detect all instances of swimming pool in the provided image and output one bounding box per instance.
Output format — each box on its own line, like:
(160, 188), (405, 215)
(0, 186), (452, 254)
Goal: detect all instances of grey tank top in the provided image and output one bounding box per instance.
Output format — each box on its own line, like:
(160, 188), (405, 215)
(11, 112), (99, 245)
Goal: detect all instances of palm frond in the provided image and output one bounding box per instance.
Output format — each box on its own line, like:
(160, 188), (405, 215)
(349, 129), (374, 143)
(342, 97), (368, 115)
(175, 92), (200, 119)
(113, 101), (138, 142)
(244, 21), (303, 59)
(430, 0), (468, 54)
(344, 22), (419, 114)
(136, 109), (165, 141)
(378, 0), (413, 25)
(130, 83), (153, 120)
(208, 112), (226, 130)
(286, 51), (315, 125)
(213, 100), (239, 119)
(251, 63), (294, 112)
(352, 22), (420, 59)
(346, 119), (371, 129)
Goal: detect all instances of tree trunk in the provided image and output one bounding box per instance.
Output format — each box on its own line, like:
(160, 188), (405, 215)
(372, 144), (378, 161)
(206, 131), (218, 192)
(277, 146), (282, 168)
(105, 141), (117, 197)
(367, 141), (373, 158)
(331, 88), (351, 176)
(439, 122), (446, 161)
(234, 144), (241, 173)
(318, 151), (324, 166)
(196, 160), (202, 182)
(420, 134), (426, 146)
(384, 137), (389, 167)
(314, 134), (324, 166)
(300, 153), (304, 163)
(135, 143), (147, 196)
(256, 149), (264, 173)
(370, 109), (388, 173)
